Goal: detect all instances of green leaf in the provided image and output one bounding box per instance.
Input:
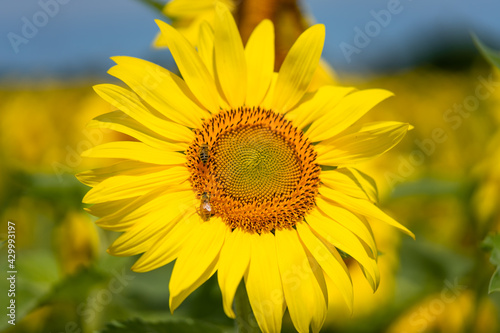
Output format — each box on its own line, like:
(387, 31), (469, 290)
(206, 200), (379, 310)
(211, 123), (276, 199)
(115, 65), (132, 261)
(38, 266), (108, 305)
(489, 268), (500, 294)
(482, 233), (500, 266)
(472, 33), (500, 69)
(482, 233), (500, 293)
(390, 178), (462, 199)
(100, 317), (227, 333)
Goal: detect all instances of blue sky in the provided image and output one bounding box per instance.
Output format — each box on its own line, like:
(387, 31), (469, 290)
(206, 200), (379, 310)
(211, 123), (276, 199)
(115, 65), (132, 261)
(1, 0), (500, 81)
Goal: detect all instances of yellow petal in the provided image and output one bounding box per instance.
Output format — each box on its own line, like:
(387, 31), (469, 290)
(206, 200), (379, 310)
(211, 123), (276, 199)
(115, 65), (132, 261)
(77, 161), (163, 187)
(108, 57), (210, 128)
(107, 205), (188, 257)
(338, 168), (379, 203)
(198, 21), (215, 78)
(296, 222), (353, 312)
(316, 197), (377, 257)
(320, 186), (415, 239)
(107, 190), (195, 255)
(81, 141), (186, 165)
(272, 24), (325, 113)
(132, 211), (200, 272)
(307, 257), (329, 333)
(315, 122), (411, 166)
(155, 20), (220, 112)
(95, 186), (194, 231)
(276, 228), (327, 333)
(214, 2), (247, 108)
(152, 31), (167, 48)
(197, 21), (231, 111)
(88, 111), (187, 152)
(93, 84), (195, 142)
(260, 72), (278, 110)
(358, 261), (378, 292)
(83, 167), (190, 204)
(217, 229), (252, 318)
(306, 207), (380, 290)
(169, 218), (228, 312)
(244, 20), (274, 107)
(320, 168), (377, 202)
(306, 89), (394, 142)
(244, 233), (285, 333)
(286, 86), (355, 130)
(196, 21), (232, 110)
(308, 58), (338, 92)
(163, 0), (216, 17)
(85, 198), (136, 218)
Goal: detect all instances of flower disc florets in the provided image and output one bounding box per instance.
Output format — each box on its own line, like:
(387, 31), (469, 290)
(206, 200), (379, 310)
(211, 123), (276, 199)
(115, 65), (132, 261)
(186, 107), (320, 233)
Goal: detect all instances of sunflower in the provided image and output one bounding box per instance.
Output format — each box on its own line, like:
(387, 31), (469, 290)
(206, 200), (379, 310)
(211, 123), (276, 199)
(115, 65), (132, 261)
(78, 4), (413, 332)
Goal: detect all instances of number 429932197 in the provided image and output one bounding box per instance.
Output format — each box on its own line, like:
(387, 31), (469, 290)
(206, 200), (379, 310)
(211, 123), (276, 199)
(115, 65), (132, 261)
(7, 221), (15, 270)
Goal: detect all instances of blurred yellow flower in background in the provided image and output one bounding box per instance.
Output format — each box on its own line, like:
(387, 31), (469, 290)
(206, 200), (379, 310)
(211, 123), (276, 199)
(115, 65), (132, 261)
(0, 86), (126, 333)
(472, 69), (500, 231)
(154, 0), (234, 47)
(0, 87), (124, 175)
(387, 290), (498, 333)
(473, 129), (500, 228)
(53, 211), (100, 275)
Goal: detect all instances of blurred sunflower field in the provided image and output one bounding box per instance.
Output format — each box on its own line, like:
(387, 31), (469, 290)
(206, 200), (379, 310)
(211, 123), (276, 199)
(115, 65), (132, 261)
(2, 0), (500, 332)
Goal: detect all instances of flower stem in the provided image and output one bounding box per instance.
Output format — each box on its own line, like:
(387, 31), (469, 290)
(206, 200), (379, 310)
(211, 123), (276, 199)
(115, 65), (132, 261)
(236, 0), (306, 69)
(234, 281), (260, 333)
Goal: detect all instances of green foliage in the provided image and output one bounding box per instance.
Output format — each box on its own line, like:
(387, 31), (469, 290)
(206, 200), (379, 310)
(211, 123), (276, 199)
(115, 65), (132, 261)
(474, 35), (500, 296)
(398, 237), (473, 300)
(482, 234), (500, 294)
(133, 0), (165, 13)
(391, 177), (463, 199)
(472, 33), (500, 69)
(100, 317), (228, 333)
(489, 269), (500, 294)
(38, 267), (108, 305)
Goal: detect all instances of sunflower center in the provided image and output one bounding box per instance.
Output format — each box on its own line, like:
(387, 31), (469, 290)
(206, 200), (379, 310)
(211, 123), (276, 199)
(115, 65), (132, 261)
(212, 126), (301, 203)
(186, 107), (320, 234)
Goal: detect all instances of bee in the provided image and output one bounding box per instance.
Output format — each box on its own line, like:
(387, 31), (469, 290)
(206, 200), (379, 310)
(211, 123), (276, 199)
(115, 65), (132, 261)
(199, 143), (209, 164)
(198, 192), (213, 221)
